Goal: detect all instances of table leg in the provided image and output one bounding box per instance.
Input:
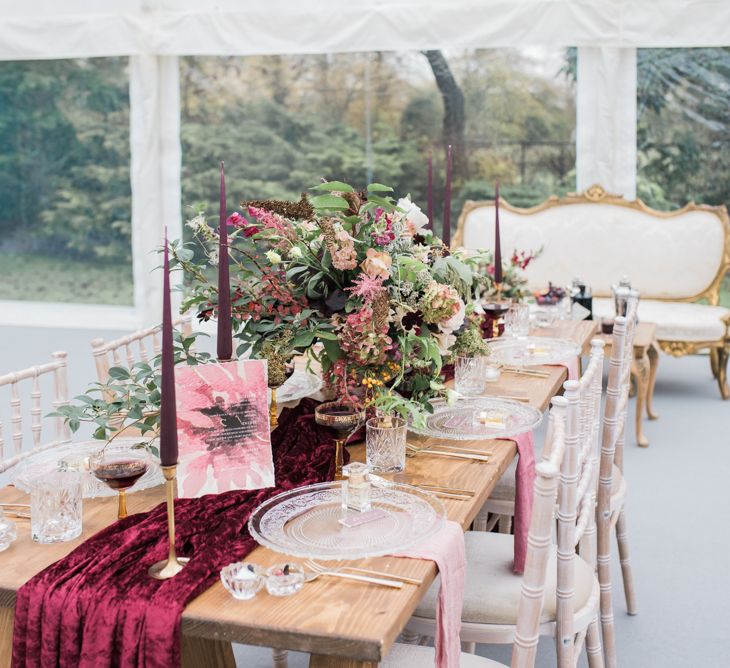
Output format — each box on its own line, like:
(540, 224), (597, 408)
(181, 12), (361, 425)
(309, 655), (377, 668)
(0, 607), (14, 668)
(181, 635), (236, 668)
(646, 342), (660, 420)
(632, 353), (650, 447)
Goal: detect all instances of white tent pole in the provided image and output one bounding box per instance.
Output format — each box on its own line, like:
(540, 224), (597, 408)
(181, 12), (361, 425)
(129, 54), (182, 327)
(576, 47), (637, 200)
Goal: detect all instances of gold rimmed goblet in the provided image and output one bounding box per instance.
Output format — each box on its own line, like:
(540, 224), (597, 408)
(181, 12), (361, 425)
(314, 401), (365, 478)
(90, 443), (150, 520)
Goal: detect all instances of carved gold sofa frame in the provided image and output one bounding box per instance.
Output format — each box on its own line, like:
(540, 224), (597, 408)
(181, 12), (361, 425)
(454, 185), (730, 399)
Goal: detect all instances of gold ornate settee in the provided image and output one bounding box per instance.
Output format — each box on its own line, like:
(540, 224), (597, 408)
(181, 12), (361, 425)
(454, 185), (730, 398)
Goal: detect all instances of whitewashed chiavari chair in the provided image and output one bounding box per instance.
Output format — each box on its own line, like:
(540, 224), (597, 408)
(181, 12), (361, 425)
(404, 397), (603, 668)
(385, 405), (576, 668)
(472, 340), (607, 536)
(0, 352), (71, 479)
(597, 300), (639, 668)
(90, 314), (193, 386)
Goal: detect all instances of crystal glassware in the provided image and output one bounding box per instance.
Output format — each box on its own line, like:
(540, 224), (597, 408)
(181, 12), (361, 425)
(220, 562), (266, 600)
(365, 416), (407, 474)
(0, 510), (17, 552)
(266, 563), (305, 596)
(505, 302), (530, 338)
(454, 355), (487, 397)
(29, 470), (83, 544)
(91, 443), (150, 520)
(314, 401), (365, 477)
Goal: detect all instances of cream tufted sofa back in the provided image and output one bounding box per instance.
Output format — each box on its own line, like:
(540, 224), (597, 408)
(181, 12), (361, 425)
(454, 187), (730, 302)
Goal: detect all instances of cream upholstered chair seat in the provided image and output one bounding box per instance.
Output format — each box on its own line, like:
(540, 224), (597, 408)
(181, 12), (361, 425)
(382, 643), (504, 667)
(413, 532), (594, 626)
(593, 297), (730, 342)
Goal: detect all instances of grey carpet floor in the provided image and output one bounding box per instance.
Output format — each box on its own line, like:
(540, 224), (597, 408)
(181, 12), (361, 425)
(2, 326), (728, 667)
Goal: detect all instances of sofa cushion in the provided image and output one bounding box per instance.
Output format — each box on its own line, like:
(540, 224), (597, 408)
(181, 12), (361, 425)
(593, 298), (730, 342)
(413, 532), (594, 626)
(458, 199), (727, 300)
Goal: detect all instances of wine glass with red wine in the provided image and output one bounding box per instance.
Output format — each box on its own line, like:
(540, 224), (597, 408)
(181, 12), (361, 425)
(91, 444), (150, 520)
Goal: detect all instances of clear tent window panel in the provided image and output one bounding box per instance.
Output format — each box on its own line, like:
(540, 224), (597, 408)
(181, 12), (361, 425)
(179, 48), (575, 245)
(637, 47), (730, 306)
(0, 57), (133, 305)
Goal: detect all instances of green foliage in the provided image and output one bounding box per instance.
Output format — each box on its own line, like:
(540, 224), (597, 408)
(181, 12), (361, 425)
(50, 330), (211, 440)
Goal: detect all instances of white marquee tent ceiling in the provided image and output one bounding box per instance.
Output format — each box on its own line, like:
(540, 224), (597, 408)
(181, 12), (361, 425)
(0, 0), (728, 61)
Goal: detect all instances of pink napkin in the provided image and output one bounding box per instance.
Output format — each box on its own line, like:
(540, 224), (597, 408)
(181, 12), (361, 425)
(553, 356), (579, 380)
(394, 520), (466, 668)
(506, 430), (536, 574)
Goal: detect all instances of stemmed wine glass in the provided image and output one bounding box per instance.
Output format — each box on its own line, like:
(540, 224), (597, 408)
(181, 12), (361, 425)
(315, 401), (366, 478)
(91, 443), (150, 520)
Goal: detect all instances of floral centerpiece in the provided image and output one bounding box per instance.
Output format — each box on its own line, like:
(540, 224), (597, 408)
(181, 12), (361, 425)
(174, 181), (491, 424)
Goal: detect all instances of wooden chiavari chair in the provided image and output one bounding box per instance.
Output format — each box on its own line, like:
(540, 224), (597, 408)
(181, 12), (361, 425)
(0, 352), (71, 480)
(384, 401), (576, 668)
(597, 299), (639, 668)
(404, 396), (604, 667)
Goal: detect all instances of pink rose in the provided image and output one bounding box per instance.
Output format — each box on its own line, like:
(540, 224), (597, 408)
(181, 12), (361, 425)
(360, 248), (392, 279)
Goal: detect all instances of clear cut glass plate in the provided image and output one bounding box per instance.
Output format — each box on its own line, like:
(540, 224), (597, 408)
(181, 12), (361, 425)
(488, 336), (581, 367)
(408, 397), (543, 441)
(270, 370), (323, 403)
(11, 438), (163, 498)
(248, 481), (445, 560)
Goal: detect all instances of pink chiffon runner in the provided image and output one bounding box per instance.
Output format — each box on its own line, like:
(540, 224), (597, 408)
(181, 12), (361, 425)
(507, 430), (535, 574)
(394, 520), (466, 668)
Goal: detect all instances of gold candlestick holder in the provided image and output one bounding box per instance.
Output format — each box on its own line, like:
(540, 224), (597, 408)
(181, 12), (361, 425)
(270, 387), (279, 429)
(148, 465), (190, 580)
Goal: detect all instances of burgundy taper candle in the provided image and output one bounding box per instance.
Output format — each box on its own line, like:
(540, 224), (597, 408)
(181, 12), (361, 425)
(494, 179), (503, 285)
(159, 231), (178, 467)
(217, 161), (233, 361)
(426, 149), (433, 229)
(443, 144), (452, 247)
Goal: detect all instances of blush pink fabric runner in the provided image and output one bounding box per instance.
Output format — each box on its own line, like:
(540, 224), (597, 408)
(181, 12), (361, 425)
(394, 520), (466, 668)
(507, 430), (535, 575)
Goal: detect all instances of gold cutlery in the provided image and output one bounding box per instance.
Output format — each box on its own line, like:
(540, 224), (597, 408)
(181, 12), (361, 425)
(417, 444), (493, 456)
(307, 561), (423, 586)
(417, 483), (475, 496)
(302, 560), (403, 588)
(492, 395), (530, 403)
(405, 444), (490, 462)
(501, 366), (550, 378)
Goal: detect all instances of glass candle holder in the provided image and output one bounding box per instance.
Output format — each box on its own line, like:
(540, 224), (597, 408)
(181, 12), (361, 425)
(484, 363), (501, 382)
(365, 417), (407, 474)
(28, 470), (83, 544)
(0, 511), (17, 552)
(454, 355), (487, 397)
(266, 563), (305, 597)
(220, 562), (265, 600)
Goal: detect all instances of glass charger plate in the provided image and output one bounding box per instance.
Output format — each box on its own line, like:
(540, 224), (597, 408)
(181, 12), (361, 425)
(270, 370), (323, 403)
(11, 438), (163, 498)
(488, 336), (581, 367)
(249, 480), (445, 560)
(408, 397), (543, 441)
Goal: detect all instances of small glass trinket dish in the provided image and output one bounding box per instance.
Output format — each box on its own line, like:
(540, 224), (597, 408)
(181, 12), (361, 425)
(341, 462), (372, 512)
(220, 562), (266, 600)
(0, 511), (17, 552)
(266, 563), (305, 597)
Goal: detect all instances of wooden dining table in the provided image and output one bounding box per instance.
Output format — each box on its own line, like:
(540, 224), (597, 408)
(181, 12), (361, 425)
(0, 320), (597, 668)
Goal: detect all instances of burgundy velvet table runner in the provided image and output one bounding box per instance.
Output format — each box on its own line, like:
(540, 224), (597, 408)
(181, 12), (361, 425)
(12, 399), (341, 668)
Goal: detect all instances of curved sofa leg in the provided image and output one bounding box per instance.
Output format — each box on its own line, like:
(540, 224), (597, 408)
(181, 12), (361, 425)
(716, 346), (729, 400)
(710, 348), (720, 379)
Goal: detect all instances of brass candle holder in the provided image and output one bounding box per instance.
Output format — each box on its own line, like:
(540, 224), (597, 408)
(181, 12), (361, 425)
(148, 465), (190, 580)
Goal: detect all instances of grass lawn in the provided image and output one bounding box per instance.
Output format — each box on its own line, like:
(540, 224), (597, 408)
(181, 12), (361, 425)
(720, 275), (730, 308)
(0, 252), (133, 305)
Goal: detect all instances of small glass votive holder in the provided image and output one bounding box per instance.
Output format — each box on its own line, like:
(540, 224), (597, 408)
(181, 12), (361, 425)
(454, 355), (487, 396)
(0, 511), (17, 552)
(29, 470), (83, 544)
(266, 563), (305, 597)
(484, 363), (501, 383)
(365, 417), (407, 474)
(220, 562), (265, 600)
